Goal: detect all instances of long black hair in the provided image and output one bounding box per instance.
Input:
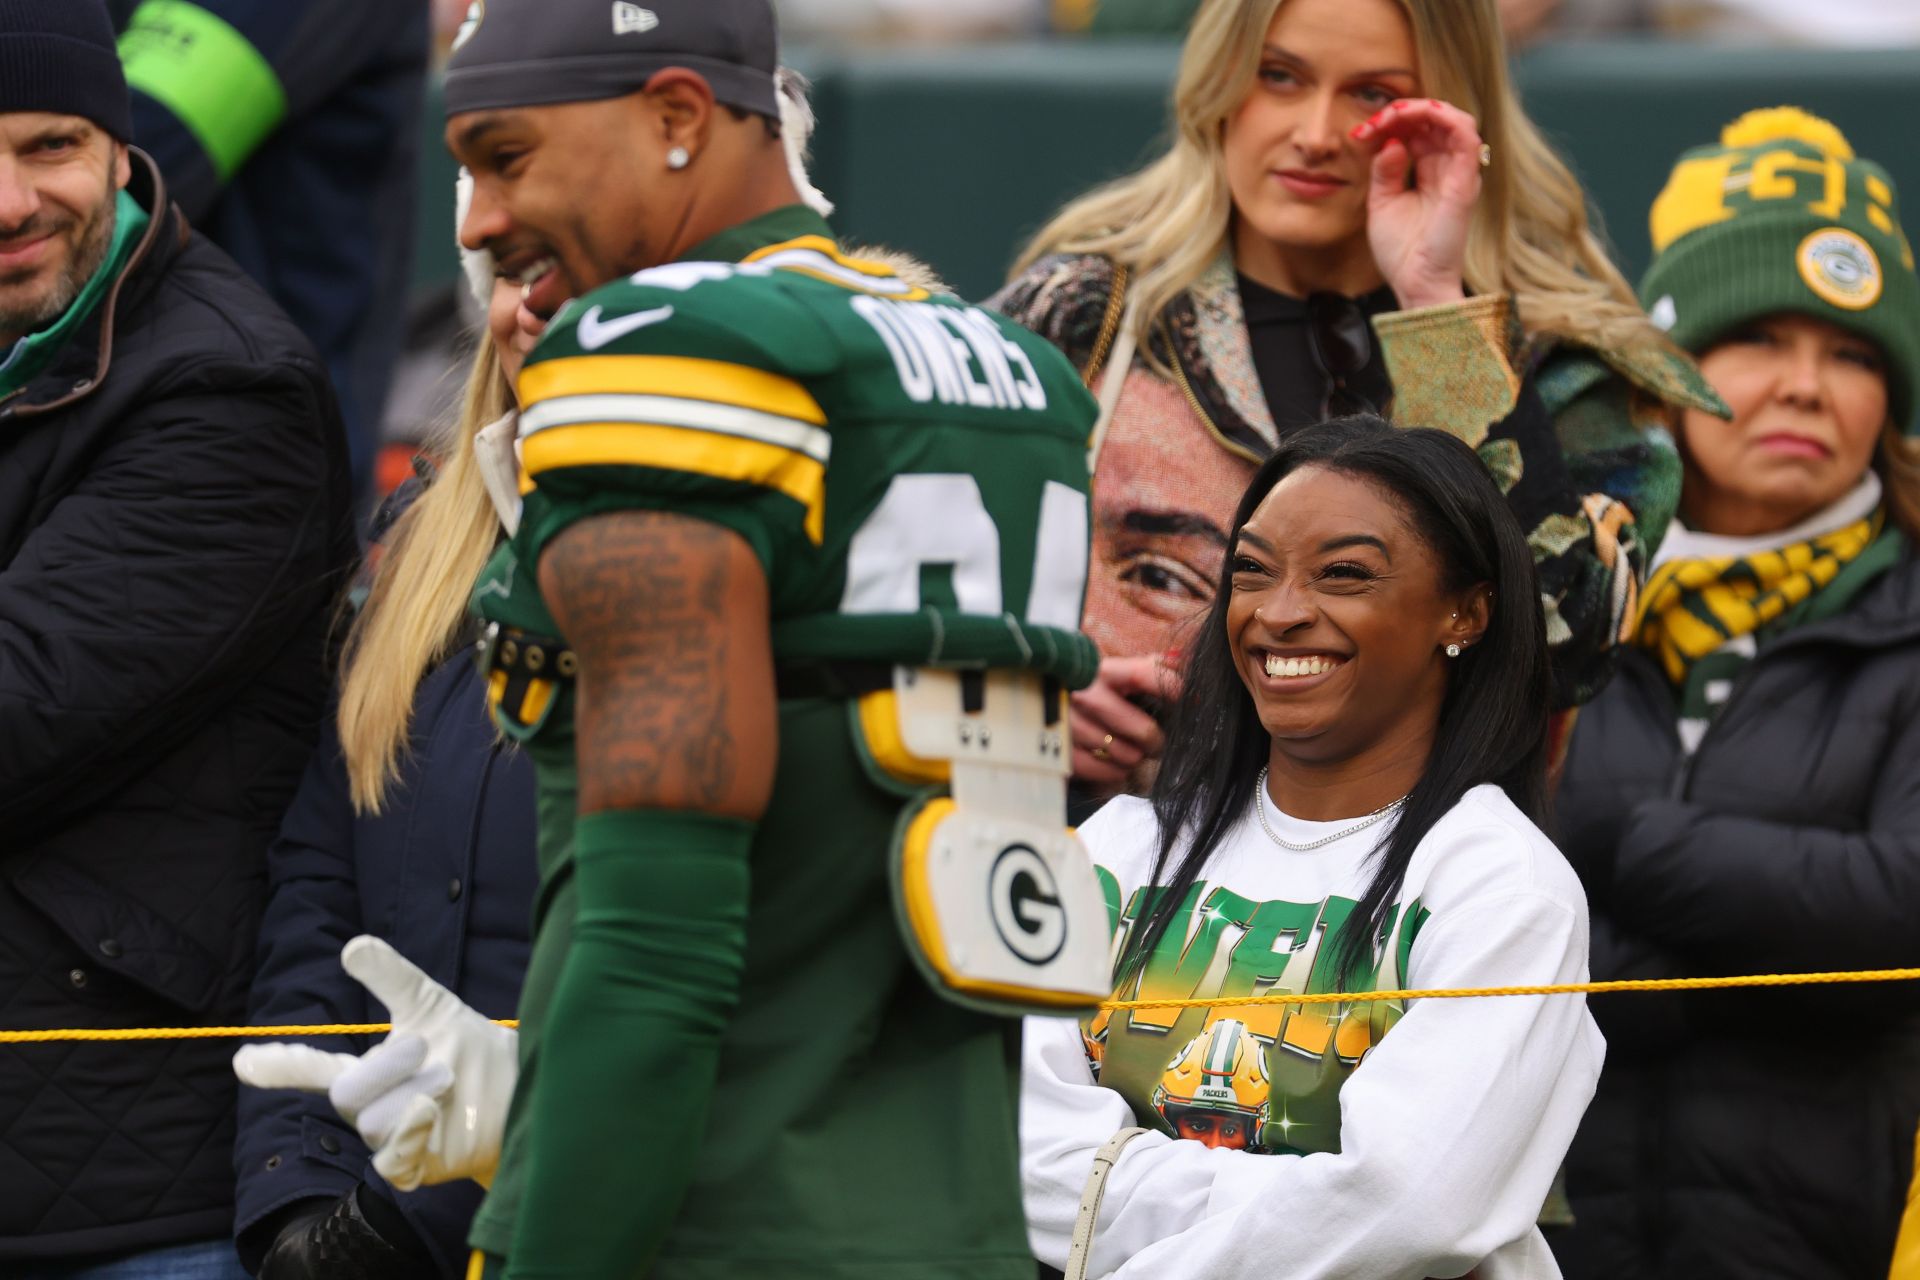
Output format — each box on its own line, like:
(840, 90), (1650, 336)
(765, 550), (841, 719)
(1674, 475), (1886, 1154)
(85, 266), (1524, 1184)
(1122, 415), (1553, 987)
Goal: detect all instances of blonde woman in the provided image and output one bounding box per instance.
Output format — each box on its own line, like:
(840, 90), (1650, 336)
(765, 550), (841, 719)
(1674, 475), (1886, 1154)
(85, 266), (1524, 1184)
(230, 273), (543, 1280)
(991, 0), (1726, 794)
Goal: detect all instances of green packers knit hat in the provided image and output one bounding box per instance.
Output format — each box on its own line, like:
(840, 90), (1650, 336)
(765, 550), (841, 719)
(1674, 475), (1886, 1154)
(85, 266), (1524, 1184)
(445, 0), (780, 122)
(1641, 107), (1920, 428)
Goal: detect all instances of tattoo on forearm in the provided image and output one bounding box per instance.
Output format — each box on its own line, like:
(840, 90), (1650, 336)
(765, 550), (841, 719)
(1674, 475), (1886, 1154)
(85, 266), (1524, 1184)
(540, 512), (749, 812)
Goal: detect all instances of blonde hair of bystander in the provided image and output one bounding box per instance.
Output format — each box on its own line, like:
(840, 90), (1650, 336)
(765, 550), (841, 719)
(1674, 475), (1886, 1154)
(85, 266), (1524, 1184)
(1013, 0), (1666, 364)
(337, 344), (513, 814)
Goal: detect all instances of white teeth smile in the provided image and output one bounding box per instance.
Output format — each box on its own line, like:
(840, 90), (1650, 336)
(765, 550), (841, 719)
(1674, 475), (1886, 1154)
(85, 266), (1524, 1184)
(1264, 654), (1341, 679)
(516, 256), (558, 289)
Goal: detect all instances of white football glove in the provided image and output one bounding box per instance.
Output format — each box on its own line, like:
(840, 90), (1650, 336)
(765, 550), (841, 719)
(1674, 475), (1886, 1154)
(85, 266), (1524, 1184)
(233, 935), (520, 1191)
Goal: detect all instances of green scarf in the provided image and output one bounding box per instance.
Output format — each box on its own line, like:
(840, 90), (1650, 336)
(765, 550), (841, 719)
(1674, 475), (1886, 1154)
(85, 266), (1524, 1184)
(0, 190), (150, 401)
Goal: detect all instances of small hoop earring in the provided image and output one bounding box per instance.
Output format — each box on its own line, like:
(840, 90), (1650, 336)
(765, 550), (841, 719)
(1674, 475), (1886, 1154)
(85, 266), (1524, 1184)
(667, 146), (691, 171)
(1445, 643), (1463, 658)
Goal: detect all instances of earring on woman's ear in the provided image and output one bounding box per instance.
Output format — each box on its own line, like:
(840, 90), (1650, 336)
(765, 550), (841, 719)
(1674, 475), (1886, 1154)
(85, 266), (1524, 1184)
(667, 146), (691, 171)
(1445, 643), (1463, 658)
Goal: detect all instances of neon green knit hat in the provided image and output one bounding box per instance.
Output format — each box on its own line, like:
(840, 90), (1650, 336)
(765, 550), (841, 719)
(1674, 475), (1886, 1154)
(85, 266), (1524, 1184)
(1640, 107), (1920, 429)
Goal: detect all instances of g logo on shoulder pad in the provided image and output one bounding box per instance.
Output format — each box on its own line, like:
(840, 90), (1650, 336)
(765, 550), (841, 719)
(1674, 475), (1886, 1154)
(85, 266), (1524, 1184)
(990, 844), (1066, 966)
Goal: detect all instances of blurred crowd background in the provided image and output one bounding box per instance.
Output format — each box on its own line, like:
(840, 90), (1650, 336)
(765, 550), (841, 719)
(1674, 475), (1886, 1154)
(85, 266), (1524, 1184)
(432, 0), (1920, 49)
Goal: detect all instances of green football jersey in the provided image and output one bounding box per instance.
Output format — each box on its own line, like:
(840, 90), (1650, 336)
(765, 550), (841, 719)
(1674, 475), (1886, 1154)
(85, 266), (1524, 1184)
(469, 206), (1098, 1277)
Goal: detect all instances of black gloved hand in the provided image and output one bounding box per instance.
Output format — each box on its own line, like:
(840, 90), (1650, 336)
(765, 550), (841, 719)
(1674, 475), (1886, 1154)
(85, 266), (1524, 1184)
(257, 1185), (433, 1280)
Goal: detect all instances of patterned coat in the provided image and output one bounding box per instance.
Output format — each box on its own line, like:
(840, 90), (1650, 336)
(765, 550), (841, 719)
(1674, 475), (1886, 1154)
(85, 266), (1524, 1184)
(989, 252), (1726, 709)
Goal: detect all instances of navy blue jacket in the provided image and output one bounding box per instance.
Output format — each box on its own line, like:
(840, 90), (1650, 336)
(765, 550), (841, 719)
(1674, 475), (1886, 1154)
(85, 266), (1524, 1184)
(114, 0), (431, 492)
(233, 652), (538, 1278)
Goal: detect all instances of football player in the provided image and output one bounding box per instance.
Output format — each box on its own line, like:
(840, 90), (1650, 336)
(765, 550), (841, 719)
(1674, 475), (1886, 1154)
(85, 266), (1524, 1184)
(239, 1), (1111, 1277)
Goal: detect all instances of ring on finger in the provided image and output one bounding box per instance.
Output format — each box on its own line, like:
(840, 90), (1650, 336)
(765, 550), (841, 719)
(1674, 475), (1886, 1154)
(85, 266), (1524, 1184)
(1091, 732), (1115, 762)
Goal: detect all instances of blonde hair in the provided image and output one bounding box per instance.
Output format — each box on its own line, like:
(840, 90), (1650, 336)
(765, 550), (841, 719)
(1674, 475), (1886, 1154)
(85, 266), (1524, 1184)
(337, 341), (513, 814)
(1879, 421), (1920, 542)
(1013, 0), (1665, 359)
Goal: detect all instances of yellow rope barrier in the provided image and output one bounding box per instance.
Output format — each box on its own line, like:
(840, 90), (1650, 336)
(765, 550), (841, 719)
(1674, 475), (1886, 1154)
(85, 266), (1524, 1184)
(3, 969), (1919, 1043)
(1097, 967), (1920, 1012)
(0, 1020), (518, 1046)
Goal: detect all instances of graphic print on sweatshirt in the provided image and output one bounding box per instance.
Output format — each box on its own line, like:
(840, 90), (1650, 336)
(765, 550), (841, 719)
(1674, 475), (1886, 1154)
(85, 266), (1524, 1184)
(1085, 872), (1430, 1156)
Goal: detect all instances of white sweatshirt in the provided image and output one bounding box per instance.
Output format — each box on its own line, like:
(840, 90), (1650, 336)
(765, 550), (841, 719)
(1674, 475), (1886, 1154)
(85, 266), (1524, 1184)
(1022, 784), (1604, 1280)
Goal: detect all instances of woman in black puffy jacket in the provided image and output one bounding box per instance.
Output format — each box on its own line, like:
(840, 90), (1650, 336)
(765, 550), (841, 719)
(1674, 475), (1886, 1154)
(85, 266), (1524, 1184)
(1552, 108), (1920, 1280)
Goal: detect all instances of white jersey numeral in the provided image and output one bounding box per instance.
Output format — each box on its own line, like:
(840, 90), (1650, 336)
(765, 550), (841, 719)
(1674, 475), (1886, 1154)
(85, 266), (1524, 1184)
(841, 474), (1088, 628)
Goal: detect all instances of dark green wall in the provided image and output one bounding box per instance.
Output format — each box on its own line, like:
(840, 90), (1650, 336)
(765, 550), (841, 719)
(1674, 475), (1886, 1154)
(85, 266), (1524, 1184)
(415, 41), (1920, 304)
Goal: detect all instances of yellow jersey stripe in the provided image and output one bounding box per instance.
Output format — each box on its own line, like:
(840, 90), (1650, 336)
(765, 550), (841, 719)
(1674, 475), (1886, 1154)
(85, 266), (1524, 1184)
(743, 236), (930, 300)
(519, 393), (831, 463)
(522, 421), (826, 544)
(744, 234), (894, 279)
(520, 356), (826, 425)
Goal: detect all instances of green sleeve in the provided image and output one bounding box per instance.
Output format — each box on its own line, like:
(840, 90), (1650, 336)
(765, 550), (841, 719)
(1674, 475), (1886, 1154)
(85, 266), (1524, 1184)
(503, 809), (754, 1279)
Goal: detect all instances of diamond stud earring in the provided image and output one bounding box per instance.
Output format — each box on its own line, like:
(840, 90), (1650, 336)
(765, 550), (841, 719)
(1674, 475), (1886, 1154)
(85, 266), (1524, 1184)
(667, 146), (690, 171)
(1445, 643), (1463, 658)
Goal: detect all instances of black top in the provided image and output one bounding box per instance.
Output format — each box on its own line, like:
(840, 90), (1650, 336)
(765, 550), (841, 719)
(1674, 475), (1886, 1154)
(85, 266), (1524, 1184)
(1237, 273), (1397, 431)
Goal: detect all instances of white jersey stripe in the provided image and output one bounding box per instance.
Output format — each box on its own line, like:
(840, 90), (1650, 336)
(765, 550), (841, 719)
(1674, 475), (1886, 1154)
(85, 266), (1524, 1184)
(519, 393), (833, 463)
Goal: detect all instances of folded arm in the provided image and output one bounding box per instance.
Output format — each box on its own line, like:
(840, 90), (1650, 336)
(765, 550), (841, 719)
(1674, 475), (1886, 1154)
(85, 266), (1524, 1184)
(1023, 887), (1603, 1279)
(1615, 799), (1920, 978)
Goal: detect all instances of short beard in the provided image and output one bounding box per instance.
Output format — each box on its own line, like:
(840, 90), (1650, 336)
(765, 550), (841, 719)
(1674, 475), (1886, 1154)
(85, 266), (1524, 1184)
(0, 178), (119, 344)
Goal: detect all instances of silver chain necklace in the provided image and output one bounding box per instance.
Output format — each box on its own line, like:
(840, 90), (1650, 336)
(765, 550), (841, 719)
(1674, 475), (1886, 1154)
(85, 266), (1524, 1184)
(1254, 767), (1407, 852)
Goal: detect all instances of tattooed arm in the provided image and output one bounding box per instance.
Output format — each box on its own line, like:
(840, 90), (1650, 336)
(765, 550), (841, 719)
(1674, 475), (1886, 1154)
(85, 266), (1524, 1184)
(505, 510), (775, 1279)
(547, 510), (777, 818)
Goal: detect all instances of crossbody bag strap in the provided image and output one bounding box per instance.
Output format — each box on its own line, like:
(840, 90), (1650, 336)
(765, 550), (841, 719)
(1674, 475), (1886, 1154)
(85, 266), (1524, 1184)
(1087, 296), (1139, 475)
(1063, 1126), (1151, 1280)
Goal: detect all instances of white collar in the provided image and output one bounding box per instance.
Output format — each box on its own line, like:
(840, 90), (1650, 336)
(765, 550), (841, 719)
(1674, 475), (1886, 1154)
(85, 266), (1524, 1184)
(1654, 472), (1883, 569)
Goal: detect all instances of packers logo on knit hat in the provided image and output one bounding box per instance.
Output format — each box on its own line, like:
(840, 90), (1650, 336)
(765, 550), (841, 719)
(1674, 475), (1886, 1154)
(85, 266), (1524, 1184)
(1797, 228), (1882, 311)
(1641, 106), (1920, 429)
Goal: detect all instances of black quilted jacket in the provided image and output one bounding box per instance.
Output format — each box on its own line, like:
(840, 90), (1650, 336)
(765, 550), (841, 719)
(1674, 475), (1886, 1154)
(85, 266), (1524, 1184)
(0, 151), (352, 1261)
(1551, 542), (1920, 1280)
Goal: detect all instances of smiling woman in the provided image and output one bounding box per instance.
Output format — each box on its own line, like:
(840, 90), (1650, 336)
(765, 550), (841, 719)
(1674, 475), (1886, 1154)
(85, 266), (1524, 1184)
(992, 0), (1728, 805)
(1021, 416), (1603, 1280)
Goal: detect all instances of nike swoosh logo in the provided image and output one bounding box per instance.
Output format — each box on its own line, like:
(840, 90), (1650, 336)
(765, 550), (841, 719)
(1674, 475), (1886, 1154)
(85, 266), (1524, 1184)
(576, 304), (675, 350)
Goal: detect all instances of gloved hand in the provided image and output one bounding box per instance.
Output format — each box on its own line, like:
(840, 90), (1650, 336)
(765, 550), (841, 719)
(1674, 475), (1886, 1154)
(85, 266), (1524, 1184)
(257, 1186), (433, 1280)
(234, 935), (520, 1190)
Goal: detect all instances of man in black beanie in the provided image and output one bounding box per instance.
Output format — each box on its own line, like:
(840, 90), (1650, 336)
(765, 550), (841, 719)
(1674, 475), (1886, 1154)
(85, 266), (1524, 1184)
(0, 2), (353, 1276)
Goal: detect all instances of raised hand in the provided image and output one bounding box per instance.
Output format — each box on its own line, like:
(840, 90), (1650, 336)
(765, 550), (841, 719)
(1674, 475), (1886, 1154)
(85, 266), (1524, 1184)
(1071, 654), (1183, 788)
(233, 935), (520, 1190)
(1354, 98), (1487, 311)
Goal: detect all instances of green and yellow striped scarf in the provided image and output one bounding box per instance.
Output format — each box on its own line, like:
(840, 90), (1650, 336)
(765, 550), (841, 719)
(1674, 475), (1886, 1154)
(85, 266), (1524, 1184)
(1636, 510), (1884, 686)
